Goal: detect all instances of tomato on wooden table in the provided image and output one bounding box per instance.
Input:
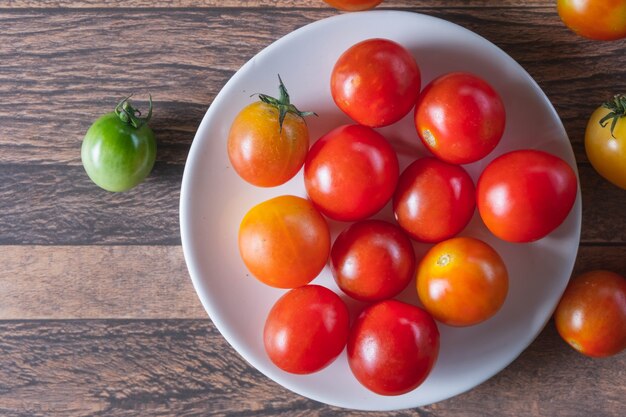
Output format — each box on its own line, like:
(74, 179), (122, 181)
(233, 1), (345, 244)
(304, 124), (399, 221)
(227, 76), (315, 187)
(585, 94), (626, 189)
(476, 150), (578, 243)
(414, 72), (505, 164)
(323, 0), (383, 11)
(555, 270), (626, 357)
(416, 237), (508, 327)
(264, 285), (350, 374)
(348, 300), (439, 396)
(81, 96), (156, 192)
(331, 38), (421, 127)
(330, 220), (415, 302)
(393, 157), (476, 243)
(557, 0), (626, 41)
(238, 195), (330, 288)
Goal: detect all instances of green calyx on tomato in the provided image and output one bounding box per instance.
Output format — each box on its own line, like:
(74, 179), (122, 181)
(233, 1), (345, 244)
(256, 75), (316, 132)
(81, 95), (157, 192)
(599, 94), (626, 138)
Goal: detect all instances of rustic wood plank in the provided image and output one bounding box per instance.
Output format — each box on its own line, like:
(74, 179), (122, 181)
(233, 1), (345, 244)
(1, 1), (550, 9)
(0, 163), (623, 245)
(0, 245), (623, 321)
(0, 319), (623, 416)
(1, 8), (624, 166)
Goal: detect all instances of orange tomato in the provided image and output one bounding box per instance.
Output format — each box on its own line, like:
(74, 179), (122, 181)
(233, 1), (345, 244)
(323, 0), (383, 12)
(238, 195), (330, 288)
(416, 237), (508, 327)
(555, 270), (626, 357)
(557, 0), (626, 41)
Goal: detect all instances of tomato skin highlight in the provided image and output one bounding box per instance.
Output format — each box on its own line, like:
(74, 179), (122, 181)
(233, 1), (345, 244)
(555, 270), (626, 357)
(416, 237), (508, 327)
(393, 157), (476, 243)
(476, 150), (578, 243)
(414, 72), (505, 164)
(323, 0), (383, 11)
(347, 300), (439, 396)
(585, 104), (626, 190)
(330, 220), (415, 302)
(304, 124), (399, 221)
(331, 38), (421, 127)
(238, 195), (330, 289)
(557, 0), (626, 41)
(227, 101), (309, 187)
(264, 285), (350, 374)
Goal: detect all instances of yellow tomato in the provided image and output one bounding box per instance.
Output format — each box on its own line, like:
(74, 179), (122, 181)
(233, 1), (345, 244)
(585, 96), (626, 190)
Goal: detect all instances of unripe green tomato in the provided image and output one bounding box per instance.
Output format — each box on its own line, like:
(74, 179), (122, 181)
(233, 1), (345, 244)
(81, 108), (156, 192)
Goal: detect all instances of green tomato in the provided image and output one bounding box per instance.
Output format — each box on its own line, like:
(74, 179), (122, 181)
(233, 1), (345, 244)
(81, 96), (156, 192)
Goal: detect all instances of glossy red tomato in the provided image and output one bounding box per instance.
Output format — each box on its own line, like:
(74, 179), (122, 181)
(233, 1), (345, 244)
(555, 270), (626, 357)
(348, 300), (439, 395)
(238, 195), (330, 288)
(264, 285), (350, 374)
(331, 38), (421, 127)
(227, 77), (314, 187)
(476, 150), (578, 243)
(323, 0), (383, 11)
(416, 237), (508, 327)
(557, 0), (626, 41)
(330, 220), (415, 302)
(393, 157), (476, 243)
(414, 72), (505, 164)
(304, 124), (399, 221)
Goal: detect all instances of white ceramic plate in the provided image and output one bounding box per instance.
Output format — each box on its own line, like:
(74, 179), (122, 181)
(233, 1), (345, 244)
(180, 10), (581, 411)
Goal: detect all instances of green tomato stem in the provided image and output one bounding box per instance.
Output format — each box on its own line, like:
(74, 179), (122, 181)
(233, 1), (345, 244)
(115, 94), (153, 129)
(255, 75), (317, 132)
(599, 94), (626, 138)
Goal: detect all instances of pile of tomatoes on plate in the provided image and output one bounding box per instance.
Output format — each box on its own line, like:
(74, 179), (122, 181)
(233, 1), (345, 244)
(227, 37), (583, 396)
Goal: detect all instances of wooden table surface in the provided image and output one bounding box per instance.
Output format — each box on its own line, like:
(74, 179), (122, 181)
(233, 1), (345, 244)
(1, 1), (625, 416)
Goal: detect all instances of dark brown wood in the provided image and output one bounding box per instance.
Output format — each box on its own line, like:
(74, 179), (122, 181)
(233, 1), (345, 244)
(0, 320), (623, 417)
(1, 1), (625, 416)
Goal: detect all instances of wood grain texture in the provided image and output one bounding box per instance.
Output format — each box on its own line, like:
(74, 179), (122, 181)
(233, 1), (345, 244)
(1, 8), (625, 165)
(0, 245), (623, 320)
(0, 319), (623, 417)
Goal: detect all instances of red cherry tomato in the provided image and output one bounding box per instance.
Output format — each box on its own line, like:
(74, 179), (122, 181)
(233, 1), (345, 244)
(264, 285), (350, 374)
(304, 124), (399, 221)
(557, 0), (626, 41)
(330, 220), (415, 302)
(414, 72), (505, 164)
(393, 157), (476, 243)
(238, 195), (330, 288)
(323, 0), (383, 11)
(331, 38), (421, 127)
(416, 237), (508, 327)
(476, 150), (578, 243)
(555, 270), (626, 357)
(348, 300), (439, 395)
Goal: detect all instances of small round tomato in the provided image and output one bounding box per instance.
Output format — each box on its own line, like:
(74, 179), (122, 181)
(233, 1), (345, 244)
(238, 195), (330, 288)
(348, 300), (439, 396)
(393, 157), (476, 243)
(304, 124), (399, 221)
(323, 0), (383, 11)
(416, 237), (508, 327)
(585, 95), (626, 189)
(557, 0), (626, 41)
(330, 220), (415, 302)
(555, 270), (626, 357)
(476, 150), (578, 243)
(82, 96), (156, 192)
(227, 76), (315, 187)
(414, 72), (505, 164)
(264, 285), (350, 374)
(331, 38), (421, 127)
